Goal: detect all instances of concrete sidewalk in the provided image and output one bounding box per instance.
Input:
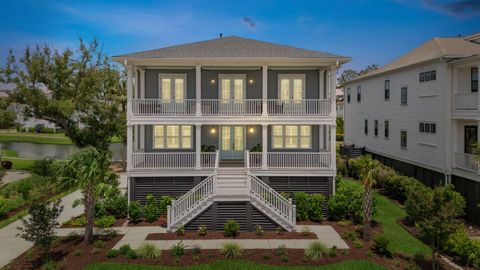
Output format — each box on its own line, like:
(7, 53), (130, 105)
(111, 225), (349, 250)
(0, 190), (84, 268)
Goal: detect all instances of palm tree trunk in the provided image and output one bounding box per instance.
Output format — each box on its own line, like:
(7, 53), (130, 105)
(363, 186), (373, 241)
(84, 185), (95, 243)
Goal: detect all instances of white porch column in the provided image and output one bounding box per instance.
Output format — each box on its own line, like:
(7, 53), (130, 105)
(262, 66), (268, 116)
(196, 65), (202, 116)
(126, 65), (133, 118)
(127, 124), (133, 171)
(329, 66), (337, 118)
(140, 125), (145, 150)
(140, 69), (145, 98)
(319, 70), (325, 150)
(330, 124), (336, 170)
(477, 64), (480, 111)
(262, 124), (268, 169)
(196, 124), (202, 169)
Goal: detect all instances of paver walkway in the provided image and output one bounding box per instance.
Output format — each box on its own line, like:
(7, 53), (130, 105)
(0, 190), (84, 268)
(111, 225), (349, 250)
(0, 171), (31, 186)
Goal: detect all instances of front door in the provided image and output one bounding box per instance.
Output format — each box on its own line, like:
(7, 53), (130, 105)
(220, 126), (244, 160)
(464, 126), (478, 154)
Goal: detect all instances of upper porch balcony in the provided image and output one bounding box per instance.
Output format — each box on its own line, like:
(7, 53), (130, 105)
(131, 98), (332, 117)
(128, 66), (336, 119)
(453, 64), (479, 113)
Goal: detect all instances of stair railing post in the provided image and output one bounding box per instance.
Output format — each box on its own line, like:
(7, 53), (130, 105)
(167, 204), (172, 231)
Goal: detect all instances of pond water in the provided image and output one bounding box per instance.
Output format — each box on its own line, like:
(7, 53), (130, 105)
(0, 142), (124, 161)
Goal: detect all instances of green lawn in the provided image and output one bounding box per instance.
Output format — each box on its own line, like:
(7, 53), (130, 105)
(0, 132), (122, 145)
(1, 157), (35, 170)
(373, 194), (431, 256)
(85, 260), (387, 270)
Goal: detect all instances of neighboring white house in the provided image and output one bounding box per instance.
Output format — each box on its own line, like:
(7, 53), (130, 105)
(336, 88), (344, 118)
(114, 36), (349, 231)
(344, 33), (480, 224)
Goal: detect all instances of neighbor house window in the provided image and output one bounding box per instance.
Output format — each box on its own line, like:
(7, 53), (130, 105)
(384, 80), (390, 100)
(401, 87), (408, 105)
(357, 85), (361, 102)
(419, 122), (436, 134)
(153, 125), (192, 149)
(384, 120), (389, 138)
(278, 74), (305, 102)
(400, 130), (407, 149)
(419, 70), (436, 82)
(472, 68), (478, 93)
(364, 119), (368, 135)
(272, 125), (311, 149)
(374, 120), (378, 136)
(158, 74), (186, 103)
(347, 88), (351, 103)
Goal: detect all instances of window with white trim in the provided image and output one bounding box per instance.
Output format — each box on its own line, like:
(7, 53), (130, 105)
(357, 85), (362, 102)
(272, 125), (311, 149)
(401, 87), (408, 105)
(384, 80), (390, 100)
(346, 88), (351, 103)
(153, 125), (192, 149)
(278, 74), (305, 102)
(158, 74), (187, 103)
(400, 130), (407, 149)
(419, 122), (436, 134)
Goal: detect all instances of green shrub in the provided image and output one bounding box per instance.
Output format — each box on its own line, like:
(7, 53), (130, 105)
(327, 180), (364, 223)
(224, 219), (240, 237)
(128, 201), (142, 223)
(170, 241), (185, 259)
(125, 249), (138, 259)
(445, 227), (480, 268)
(262, 253), (271, 260)
(336, 156), (348, 176)
(63, 216), (86, 227)
(340, 230), (358, 241)
(405, 184), (433, 223)
(281, 255), (289, 262)
(276, 244), (288, 256)
(308, 194), (325, 222)
(384, 175), (424, 202)
(328, 246), (337, 257)
(17, 180), (33, 200)
(191, 244), (201, 254)
(0, 196), (8, 216)
(106, 249), (119, 258)
(301, 226), (311, 236)
(255, 225), (264, 236)
(94, 215), (116, 228)
(304, 241), (328, 261)
(372, 235), (393, 257)
(352, 239), (364, 249)
(31, 157), (57, 178)
(137, 243), (161, 259)
(94, 240), (105, 248)
(41, 260), (58, 270)
(221, 242), (242, 258)
(294, 192), (310, 221)
(103, 195), (128, 219)
(143, 194), (159, 222)
(198, 224), (207, 236)
(176, 226), (185, 236)
(119, 244), (132, 255)
(159, 196), (172, 216)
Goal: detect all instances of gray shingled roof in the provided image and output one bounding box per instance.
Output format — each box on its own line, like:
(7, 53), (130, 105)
(348, 34), (480, 83)
(114, 36), (347, 59)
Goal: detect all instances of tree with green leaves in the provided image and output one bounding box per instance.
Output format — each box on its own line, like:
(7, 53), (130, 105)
(1, 39), (125, 152)
(337, 64), (379, 86)
(357, 155), (380, 241)
(61, 147), (117, 243)
(0, 97), (16, 129)
(17, 200), (64, 260)
(415, 185), (465, 270)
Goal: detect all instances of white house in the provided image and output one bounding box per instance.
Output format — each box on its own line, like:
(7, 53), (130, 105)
(336, 88), (344, 118)
(344, 33), (480, 224)
(113, 36), (349, 231)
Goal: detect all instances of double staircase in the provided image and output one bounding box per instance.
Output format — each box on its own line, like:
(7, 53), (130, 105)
(167, 152), (296, 232)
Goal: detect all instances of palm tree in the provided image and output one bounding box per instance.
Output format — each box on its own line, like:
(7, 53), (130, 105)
(61, 147), (117, 243)
(357, 155), (379, 241)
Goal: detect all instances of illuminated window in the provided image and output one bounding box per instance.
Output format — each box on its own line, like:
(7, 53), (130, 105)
(272, 125), (311, 149)
(278, 75), (305, 102)
(153, 125), (192, 149)
(158, 74), (186, 102)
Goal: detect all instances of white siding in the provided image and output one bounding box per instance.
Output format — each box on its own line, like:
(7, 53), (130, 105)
(344, 60), (448, 172)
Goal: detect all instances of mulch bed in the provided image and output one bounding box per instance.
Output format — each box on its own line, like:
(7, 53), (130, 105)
(146, 231), (317, 240)
(127, 218), (166, 227)
(0, 193), (56, 222)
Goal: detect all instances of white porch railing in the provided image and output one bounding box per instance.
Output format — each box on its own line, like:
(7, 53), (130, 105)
(455, 93), (478, 110)
(131, 152), (217, 169)
(267, 99), (331, 116)
(167, 151), (220, 230)
(454, 152), (480, 175)
(201, 99), (262, 115)
(132, 99), (196, 116)
(247, 152), (332, 169)
(249, 174), (296, 230)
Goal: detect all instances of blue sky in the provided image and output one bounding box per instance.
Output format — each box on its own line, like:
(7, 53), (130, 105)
(1, 0), (479, 70)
